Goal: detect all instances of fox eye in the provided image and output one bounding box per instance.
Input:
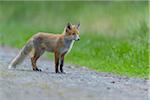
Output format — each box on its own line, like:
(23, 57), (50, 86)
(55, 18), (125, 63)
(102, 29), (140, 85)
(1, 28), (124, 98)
(73, 33), (75, 35)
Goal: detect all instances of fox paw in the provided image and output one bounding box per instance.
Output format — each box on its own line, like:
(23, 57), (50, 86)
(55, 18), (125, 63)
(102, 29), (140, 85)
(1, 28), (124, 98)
(55, 71), (60, 73)
(33, 68), (42, 71)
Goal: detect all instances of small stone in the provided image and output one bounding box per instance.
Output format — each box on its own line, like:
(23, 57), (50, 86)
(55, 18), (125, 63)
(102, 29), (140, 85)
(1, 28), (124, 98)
(144, 88), (148, 91)
(111, 81), (115, 84)
(107, 87), (111, 90)
(67, 65), (74, 69)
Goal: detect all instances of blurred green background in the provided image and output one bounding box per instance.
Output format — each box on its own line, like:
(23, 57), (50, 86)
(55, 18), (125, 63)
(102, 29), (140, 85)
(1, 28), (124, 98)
(0, 1), (148, 78)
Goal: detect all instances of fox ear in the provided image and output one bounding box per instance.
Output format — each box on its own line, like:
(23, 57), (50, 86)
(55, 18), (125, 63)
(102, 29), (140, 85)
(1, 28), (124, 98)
(66, 22), (72, 30)
(76, 23), (80, 30)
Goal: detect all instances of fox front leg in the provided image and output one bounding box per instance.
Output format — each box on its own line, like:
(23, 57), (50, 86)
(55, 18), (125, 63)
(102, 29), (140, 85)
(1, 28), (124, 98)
(54, 52), (60, 73)
(60, 54), (65, 73)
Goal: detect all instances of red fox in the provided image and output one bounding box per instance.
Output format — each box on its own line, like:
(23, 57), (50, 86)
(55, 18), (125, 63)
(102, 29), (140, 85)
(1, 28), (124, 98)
(8, 23), (80, 73)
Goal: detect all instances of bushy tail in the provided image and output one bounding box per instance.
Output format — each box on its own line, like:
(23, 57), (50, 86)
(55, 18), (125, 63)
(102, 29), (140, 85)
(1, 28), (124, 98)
(8, 40), (33, 69)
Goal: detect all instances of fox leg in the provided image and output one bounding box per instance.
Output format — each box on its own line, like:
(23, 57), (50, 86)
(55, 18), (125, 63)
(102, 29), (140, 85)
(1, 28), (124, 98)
(54, 52), (60, 73)
(31, 49), (44, 71)
(60, 54), (65, 73)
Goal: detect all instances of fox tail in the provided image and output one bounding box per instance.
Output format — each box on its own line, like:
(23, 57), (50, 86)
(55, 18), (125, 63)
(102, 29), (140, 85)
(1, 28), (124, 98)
(8, 40), (33, 69)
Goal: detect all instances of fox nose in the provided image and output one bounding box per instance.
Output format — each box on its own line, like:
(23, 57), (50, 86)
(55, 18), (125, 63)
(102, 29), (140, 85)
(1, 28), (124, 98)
(75, 35), (80, 41)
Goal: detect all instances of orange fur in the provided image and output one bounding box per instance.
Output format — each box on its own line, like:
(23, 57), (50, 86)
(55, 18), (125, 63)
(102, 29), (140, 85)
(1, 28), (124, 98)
(8, 23), (80, 73)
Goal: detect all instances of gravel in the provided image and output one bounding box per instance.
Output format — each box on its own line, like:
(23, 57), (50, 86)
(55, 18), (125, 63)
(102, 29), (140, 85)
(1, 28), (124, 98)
(0, 46), (149, 100)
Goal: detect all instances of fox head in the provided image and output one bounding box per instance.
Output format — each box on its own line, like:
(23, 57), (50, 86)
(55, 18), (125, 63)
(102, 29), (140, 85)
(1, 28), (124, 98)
(64, 23), (80, 41)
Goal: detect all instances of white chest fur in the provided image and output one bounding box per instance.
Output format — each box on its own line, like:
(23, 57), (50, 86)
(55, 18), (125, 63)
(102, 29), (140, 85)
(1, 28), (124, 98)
(67, 40), (75, 54)
(60, 40), (75, 54)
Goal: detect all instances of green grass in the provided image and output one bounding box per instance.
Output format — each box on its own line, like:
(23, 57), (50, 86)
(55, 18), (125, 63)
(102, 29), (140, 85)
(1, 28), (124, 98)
(66, 33), (148, 78)
(0, 1), (149, 78)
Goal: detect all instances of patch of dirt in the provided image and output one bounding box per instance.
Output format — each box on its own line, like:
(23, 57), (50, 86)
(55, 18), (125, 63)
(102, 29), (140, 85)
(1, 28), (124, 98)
(0, 46), (149, 100)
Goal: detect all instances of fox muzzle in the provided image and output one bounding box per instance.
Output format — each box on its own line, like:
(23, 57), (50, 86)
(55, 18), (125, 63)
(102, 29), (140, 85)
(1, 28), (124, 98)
(75, 35), (80, 41)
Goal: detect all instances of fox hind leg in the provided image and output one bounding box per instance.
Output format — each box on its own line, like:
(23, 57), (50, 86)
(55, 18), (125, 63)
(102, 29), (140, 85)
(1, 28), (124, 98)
(31, 56), (41, 71)
(31, 49), (44, 71)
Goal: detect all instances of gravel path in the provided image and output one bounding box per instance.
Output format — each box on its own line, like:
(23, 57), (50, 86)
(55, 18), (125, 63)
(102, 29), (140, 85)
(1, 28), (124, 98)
(0, 46), (149, 100)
